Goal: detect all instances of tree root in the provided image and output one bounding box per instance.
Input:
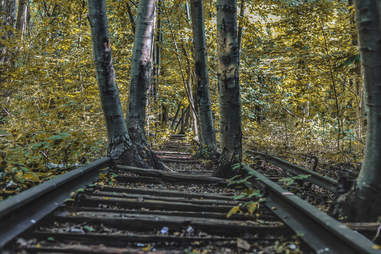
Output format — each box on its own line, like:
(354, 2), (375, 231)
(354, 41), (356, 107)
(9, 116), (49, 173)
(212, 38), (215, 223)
(107, 132), (171, 171)
(330, 184), (381, 222)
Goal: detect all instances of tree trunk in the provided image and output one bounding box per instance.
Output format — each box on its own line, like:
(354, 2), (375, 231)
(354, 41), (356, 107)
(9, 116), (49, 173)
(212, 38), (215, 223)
(123, 0), (168, 170)
(237, 0), (245, 66)
(175, 106), (188, 133)
(334, 0), (381, 222)
(152, 0), (161, 101)
(215, 0), (242, 178)
(171, 104), (182, 130)
(180, 105), (191, 134)
(16, 0), (28, 40)
(0, 0), (17, 64)
(88, 0), (166, 170)
(190, 0), (217, 154)
(126, 0), (156, 145)
(87, 0), (131, 159)
(0, 0), (16, 28)
(125, 1), (136, 34)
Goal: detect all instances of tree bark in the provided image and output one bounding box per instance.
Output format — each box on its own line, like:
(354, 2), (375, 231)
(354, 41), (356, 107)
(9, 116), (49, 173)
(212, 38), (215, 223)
(153, 0), (161, 101)
(125, 1), (136, 34)
(126, 0), (156, 145)
(0, 0), (16, 28)
(190, 0), (217, 154)
(215, 0), (242, 178)
(171, 104), (182, 130)
(0, 0), (17, 64)
(121, 0), (168, 170)
(16, 0), (28, 40)
(237, 0), (245, 66)
(87, 0), (131, 160)
(88, 0), (165, 170)
(334, 0), (381, 221)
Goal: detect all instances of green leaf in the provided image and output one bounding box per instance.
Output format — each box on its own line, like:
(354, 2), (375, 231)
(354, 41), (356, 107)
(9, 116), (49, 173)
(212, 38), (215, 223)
(293, 174), (310, 180)
(248, 190), (262, 198)
(48, 132), (70, 140)
(83, 225), (95, 232)
(233, 193), (248, 200)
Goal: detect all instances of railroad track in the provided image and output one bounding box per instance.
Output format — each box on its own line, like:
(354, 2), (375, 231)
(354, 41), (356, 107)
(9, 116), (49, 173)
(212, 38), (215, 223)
(246, 151), (338, 193)
(0, 136), (379, 253)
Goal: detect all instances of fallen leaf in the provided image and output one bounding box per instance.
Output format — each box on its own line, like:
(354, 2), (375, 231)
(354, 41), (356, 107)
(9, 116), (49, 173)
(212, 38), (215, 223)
(246, 201), (259, 215)
(227, 205), (241, 218)
(23, 172), (40, 182)
(237, 238), (251, 250)
(142, 244), (151, 251)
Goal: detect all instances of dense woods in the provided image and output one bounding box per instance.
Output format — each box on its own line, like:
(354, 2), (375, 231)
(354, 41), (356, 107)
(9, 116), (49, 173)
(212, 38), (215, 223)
(1, 0), (380, 221)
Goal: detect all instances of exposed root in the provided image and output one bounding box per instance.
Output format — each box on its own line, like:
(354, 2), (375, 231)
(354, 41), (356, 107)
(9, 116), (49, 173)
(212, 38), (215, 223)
(213, 147), (242, 178)
(108, 128), (172, 171)
(330, 184), (381, 222)
(108, 134), (131, 160)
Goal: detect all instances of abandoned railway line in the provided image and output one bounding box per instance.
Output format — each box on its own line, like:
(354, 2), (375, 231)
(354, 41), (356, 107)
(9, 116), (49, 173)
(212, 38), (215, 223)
(0, 136), (379, 253)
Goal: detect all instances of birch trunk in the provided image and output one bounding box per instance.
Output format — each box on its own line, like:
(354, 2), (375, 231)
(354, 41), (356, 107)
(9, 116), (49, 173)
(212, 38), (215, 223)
(190, 0), (217, 154)
(215, 0), (242, 177)
(237, 0), (245, 65)
(16, 0), (28, 39)
(335, 0), (381, 221)
(127, 0), (156, 145)
(88, 0), (166, 170)
(152, 0), (161, 101)
(122, 0), (168, 170)
(87, 0), (131, 159)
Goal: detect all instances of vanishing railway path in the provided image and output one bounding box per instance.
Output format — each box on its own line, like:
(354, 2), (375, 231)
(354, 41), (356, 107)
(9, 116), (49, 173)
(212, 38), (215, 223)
(0, 135), (380, 253)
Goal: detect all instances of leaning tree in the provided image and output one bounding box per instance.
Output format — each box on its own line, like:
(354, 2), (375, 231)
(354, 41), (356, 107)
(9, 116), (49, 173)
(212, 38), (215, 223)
(335, 0), (381, 221)
(126, 0), (157, 145)
(88, 0), (165, 169)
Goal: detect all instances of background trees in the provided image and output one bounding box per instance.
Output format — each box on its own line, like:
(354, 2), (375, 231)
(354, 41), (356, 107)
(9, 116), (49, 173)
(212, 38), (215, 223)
(0, 0), (365, 198)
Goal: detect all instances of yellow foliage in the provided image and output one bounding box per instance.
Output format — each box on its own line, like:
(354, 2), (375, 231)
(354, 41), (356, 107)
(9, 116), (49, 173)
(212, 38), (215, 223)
(226, 205), (241, 218)
(0, 0), (365, 199)
(246, 201), (259, 215)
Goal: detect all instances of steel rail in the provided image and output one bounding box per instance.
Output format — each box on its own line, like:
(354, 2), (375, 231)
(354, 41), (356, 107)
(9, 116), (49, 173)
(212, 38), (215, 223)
(246, 150), (338, 192)
(0, 157), (111, 249)
(242, 165), (380, 254)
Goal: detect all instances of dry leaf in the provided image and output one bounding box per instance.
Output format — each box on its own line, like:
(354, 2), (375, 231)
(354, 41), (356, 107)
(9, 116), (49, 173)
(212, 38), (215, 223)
(226, 205), (241, 218)
(237, 238), (251, 251)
